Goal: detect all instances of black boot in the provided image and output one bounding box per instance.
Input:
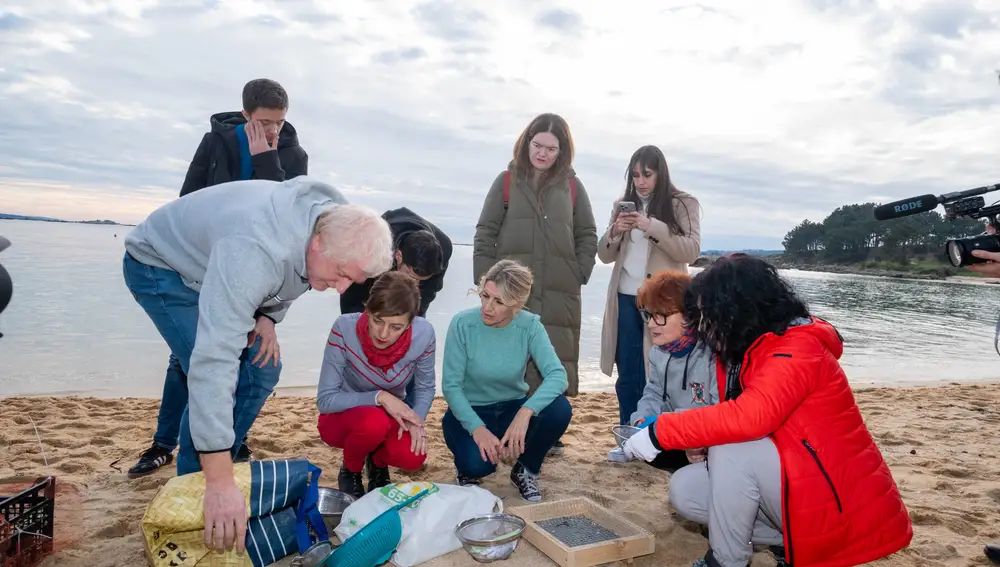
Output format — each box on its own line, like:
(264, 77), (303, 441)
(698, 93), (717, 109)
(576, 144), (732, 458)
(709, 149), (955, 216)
(365, 454), (392, 492)
(985, 542), (1000, 564)
(338, 463), (365, 499)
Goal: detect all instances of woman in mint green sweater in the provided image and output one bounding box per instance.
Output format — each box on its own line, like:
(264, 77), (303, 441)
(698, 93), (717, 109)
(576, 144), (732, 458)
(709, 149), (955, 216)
(442, 259), (572, 502)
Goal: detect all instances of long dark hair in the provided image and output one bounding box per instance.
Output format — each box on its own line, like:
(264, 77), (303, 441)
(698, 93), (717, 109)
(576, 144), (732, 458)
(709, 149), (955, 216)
(623, 145), (689, 235)
(511, 113), (575, 192)
(684, 254), (810, 397)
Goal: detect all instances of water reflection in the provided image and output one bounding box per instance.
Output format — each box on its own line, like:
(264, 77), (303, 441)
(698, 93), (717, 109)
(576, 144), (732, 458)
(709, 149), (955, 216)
(2, 219), (1000, 398)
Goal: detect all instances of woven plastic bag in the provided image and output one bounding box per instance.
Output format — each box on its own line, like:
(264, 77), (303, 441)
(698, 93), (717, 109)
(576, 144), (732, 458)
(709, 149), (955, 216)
(334, 481), (502, 567)
(141, 459), (328, 567)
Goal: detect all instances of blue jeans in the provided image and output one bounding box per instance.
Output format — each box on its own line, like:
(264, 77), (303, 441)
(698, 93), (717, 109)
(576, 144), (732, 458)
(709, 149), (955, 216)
(122, 253), (281, 475)
(154, 355), (247, 452)
(615, 293), (646, 426)
(442, 396), (572, 478)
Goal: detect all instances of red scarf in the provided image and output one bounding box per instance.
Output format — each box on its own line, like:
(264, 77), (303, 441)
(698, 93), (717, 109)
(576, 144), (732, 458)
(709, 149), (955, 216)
(356, 312), (413, 373)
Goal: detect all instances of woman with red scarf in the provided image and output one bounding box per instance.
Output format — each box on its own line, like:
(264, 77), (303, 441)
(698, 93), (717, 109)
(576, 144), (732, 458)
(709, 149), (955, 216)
(316, 271), (436, 499)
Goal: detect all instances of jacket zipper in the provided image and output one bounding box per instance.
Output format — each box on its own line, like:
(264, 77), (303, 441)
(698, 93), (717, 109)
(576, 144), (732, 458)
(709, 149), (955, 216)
(802, 440), (843, 513)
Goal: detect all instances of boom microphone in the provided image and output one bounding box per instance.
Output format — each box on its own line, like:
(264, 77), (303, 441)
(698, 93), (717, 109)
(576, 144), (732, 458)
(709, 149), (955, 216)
(872, 194), (940, 221)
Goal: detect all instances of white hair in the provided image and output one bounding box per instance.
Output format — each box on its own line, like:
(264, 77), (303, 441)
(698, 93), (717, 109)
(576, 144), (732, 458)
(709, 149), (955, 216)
(313, 204), (393, 277)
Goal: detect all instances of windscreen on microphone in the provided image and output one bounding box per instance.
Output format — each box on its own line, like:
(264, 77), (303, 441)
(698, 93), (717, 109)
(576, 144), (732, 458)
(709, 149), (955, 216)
(873, 194), (940, 221)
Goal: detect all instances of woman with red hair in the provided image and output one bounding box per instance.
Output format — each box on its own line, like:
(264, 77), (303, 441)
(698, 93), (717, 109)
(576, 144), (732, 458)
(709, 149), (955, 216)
(623, 254), (911, 567)
(616, 270), (722, 471)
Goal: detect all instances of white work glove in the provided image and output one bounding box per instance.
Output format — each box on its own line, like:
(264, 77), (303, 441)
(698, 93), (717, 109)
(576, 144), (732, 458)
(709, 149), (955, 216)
(622, 425), (662, 462)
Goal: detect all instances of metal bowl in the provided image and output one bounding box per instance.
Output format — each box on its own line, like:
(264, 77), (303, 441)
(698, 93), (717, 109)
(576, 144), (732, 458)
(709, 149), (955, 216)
(317, 487), (356, 534)
(611, 424), (641, 448)
(455, 514), (526, 563)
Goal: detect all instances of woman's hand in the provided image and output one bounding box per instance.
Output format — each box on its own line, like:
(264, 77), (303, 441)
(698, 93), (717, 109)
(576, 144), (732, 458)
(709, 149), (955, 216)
(500, 407), (533, 458)
(377, 391), (423, 434)
(611, 210), (636, 237)
(248, 315), (280, 367)
(685, 447), (708, 463)
(632, 213), (651, 232)
(472, 426), (502, 464)
(409, 424), (428, 456)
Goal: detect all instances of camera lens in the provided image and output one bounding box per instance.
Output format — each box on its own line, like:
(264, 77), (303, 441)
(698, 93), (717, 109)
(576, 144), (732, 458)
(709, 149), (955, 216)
(945, 234), (1000, 267)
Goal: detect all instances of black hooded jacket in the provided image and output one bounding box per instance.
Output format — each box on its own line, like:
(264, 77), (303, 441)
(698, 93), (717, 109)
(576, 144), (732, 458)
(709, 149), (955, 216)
(339, 208), (453, 317)
(179, 111), (309, 196)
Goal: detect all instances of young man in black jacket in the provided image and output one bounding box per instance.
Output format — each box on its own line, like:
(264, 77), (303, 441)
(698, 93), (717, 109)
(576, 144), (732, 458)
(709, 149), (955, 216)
(339, 207), (452, 318)
(179, 78), (308, 196)
(128, 79), (309, 479)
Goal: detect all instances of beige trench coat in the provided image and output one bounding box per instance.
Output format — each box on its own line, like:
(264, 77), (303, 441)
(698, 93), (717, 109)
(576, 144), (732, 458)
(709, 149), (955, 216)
(597, 189), (702, 377)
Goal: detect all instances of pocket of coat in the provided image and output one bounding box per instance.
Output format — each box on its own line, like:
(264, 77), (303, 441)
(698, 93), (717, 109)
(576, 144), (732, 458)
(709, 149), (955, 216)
(802, 440), (843, 513)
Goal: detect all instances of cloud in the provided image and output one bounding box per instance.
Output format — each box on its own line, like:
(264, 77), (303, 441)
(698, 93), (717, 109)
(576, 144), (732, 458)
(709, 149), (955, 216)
(1, 0), (999, 250)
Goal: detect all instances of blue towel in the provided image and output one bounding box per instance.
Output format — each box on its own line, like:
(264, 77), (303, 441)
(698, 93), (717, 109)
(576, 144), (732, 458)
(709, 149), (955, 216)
(234, 123), (254, 180)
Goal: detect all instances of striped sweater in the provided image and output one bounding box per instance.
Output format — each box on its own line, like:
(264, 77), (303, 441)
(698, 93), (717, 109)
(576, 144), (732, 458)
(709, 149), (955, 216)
(317, 312), (436, 419)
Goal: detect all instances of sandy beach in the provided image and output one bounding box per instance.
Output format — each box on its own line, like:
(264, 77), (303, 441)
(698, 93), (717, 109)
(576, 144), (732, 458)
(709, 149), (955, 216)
(2, 384), (1000, 567)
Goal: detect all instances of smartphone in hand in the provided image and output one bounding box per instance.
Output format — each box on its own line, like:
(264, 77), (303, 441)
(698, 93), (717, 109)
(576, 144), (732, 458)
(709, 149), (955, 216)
(618, 200), (637, 214)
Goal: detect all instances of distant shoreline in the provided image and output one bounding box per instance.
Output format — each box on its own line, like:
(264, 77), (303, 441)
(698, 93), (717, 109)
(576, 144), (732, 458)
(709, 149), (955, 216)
(0, 214), (134, 227)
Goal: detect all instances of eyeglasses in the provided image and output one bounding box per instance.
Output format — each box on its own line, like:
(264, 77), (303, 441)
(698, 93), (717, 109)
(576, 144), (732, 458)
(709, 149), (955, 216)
(639, 309), (669, 326)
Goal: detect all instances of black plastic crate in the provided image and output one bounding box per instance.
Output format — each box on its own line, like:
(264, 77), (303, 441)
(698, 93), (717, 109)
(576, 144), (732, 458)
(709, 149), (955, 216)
(0, 476), (56, 567)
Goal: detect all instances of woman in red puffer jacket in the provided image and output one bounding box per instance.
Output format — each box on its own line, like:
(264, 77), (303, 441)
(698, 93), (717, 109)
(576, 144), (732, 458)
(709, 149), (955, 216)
(622, 254), (912, 567)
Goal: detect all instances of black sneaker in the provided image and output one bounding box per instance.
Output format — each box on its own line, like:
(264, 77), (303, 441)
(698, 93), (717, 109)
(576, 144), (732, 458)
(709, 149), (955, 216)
(127, 443), (174, 479)
(365, 454), (392, 492)
(510, 462), (541, 502)
(338, 463), (365, 499)
(547, 440), (565, 457)
(770, 545), (791, 567)
(234, 443), (252, 463)
(456, 473), (482, 487)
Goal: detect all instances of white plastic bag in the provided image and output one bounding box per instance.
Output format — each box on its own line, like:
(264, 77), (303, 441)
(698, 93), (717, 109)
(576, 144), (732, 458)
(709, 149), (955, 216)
(334, 481), (502, 567)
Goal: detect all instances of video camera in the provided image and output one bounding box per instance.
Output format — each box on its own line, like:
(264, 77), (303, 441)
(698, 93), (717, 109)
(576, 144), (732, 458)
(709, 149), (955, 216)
(873, 183), (1000, 268)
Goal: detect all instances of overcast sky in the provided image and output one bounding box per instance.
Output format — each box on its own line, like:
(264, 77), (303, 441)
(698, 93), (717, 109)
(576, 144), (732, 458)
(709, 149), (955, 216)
(1, 0), (997, 250)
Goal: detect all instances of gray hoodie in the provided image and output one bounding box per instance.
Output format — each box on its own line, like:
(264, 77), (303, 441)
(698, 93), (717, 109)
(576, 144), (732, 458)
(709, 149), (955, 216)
(630, 342), (720, 425)
(124, 176), (349, 452)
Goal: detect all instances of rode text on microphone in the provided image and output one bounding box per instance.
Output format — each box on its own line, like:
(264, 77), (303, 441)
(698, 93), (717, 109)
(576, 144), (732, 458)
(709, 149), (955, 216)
(872, 182), (1000, 267)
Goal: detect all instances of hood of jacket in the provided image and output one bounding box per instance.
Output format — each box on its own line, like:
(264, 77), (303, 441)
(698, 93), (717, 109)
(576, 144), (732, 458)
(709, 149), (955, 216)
(753, 316), (845, 362)
(209, 111), (301, 149)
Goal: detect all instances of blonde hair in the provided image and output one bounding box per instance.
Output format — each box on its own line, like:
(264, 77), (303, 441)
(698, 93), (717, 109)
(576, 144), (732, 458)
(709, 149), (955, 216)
(476, 259), (533, 308)
(313, 204), (393, 277)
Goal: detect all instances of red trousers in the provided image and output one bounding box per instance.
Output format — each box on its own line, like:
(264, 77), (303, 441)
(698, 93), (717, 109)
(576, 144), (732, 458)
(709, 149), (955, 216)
(317, 406), (427, 473)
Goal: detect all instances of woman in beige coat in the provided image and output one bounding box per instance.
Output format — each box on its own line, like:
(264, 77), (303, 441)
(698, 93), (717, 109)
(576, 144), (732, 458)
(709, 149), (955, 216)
(597, 145), (701, 425)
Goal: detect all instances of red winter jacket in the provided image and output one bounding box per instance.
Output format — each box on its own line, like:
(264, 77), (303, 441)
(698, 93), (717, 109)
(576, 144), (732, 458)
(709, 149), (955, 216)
(653, 317), (912, 567)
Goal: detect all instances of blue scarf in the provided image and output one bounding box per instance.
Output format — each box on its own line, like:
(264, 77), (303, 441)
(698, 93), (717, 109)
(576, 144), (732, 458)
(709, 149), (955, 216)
(234, 124), (254, 181)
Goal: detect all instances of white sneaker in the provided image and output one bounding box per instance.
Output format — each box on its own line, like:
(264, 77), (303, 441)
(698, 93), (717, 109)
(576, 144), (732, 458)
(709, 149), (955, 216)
(607, 447), (633, 463)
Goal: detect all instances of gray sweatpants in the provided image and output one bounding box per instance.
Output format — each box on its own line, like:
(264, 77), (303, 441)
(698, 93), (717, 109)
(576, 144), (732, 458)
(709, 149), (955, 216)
(668, 438), (784, 567)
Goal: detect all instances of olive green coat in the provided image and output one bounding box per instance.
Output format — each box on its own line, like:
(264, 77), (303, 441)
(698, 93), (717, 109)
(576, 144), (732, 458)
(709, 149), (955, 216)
(473, 167), (598, 396)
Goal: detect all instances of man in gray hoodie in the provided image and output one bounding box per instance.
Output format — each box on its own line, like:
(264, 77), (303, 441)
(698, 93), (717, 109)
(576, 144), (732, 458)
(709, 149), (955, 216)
(122, 176), (393, 554)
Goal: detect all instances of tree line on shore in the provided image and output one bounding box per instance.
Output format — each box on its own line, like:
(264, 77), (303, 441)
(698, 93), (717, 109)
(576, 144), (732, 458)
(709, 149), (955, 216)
(780, 203), (986, 264)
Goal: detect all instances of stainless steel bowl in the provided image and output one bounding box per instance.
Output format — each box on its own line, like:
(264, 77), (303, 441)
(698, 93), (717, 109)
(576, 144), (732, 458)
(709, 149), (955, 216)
(611, 424), (641, 448)
(316, 487), (356, 534)
(455, 514), (526, 563)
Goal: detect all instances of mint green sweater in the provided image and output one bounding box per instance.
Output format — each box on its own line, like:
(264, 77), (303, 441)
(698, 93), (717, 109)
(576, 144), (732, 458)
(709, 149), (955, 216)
(442, 307), (568, 434)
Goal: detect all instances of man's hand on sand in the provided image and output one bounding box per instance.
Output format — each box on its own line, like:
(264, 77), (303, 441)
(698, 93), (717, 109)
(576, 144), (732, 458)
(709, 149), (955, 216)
(202, 470), (247, 553)
(246, 120), (275, 155)
(248, 316), (279, 367)
(969, 250), (1000, 277)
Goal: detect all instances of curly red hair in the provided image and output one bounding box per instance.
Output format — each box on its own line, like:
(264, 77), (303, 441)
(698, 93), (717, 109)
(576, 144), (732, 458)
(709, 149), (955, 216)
(636, 270), (691, 315)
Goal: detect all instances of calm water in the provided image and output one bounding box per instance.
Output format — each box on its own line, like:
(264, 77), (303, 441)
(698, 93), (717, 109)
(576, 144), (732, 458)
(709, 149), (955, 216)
(2, 219), (1000, 398)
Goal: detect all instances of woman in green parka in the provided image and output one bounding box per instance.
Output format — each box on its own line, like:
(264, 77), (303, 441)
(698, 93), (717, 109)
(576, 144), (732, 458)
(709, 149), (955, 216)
(473, 113), (598, 409)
